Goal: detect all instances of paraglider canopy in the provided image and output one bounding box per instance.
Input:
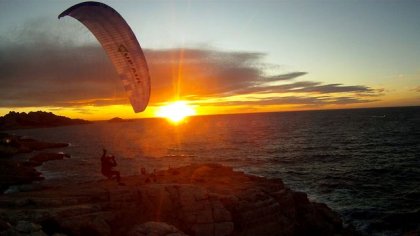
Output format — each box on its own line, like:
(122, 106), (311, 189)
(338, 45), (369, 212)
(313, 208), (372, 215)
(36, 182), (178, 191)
(59, 1), (151, 113)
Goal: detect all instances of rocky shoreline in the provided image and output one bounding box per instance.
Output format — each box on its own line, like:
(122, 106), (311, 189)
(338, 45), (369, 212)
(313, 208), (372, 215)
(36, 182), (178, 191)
(0, 133), (70, 193)
(0, 134), (357, 236)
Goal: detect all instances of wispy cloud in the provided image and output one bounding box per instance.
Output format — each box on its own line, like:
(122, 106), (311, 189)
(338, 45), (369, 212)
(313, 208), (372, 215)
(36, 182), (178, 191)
(192, 96), (377, 107)
(0, 19), (383, 109)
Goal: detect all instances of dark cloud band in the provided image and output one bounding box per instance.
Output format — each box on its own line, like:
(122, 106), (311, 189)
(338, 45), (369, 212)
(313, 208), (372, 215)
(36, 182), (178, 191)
(0, 20), (382, 109)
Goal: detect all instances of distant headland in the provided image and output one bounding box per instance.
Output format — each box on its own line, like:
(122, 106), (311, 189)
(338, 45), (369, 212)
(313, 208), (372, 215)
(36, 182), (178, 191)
(0, 111), (90, 130)
(108, 117), (132, 123)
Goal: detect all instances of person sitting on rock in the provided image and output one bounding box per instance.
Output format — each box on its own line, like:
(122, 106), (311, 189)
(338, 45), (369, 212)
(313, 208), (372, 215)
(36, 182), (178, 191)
(100, 148), (121, 184)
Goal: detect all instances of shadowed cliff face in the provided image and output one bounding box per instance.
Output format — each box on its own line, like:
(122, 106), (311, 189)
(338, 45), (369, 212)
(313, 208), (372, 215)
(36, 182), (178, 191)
(0, 163), (355, 236)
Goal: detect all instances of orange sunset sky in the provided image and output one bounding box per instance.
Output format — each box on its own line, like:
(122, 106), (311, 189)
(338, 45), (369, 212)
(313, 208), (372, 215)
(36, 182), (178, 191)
(0, 0), (419, 120)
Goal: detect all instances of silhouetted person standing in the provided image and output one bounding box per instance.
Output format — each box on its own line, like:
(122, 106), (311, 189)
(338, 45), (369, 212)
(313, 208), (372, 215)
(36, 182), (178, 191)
(101, 148), (121, 183)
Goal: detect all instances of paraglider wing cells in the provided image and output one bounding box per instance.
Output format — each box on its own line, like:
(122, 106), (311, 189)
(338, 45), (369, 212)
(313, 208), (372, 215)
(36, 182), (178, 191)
(59, 1), (151, 113)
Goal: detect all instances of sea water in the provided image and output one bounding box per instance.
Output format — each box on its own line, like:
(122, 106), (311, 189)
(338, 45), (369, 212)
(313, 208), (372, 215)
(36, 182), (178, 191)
(10, 106), (420, 235)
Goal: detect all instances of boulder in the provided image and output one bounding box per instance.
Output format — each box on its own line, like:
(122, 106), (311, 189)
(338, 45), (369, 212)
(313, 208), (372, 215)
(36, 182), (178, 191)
(128, 221), (188, 236)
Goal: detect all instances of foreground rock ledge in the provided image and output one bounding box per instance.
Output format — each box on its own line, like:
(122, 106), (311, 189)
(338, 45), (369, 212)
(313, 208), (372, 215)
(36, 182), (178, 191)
(0, 163), (355, 236)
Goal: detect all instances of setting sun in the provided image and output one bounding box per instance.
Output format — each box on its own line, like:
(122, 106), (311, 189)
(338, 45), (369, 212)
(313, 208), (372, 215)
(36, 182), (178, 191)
(156, 101), (196, 123)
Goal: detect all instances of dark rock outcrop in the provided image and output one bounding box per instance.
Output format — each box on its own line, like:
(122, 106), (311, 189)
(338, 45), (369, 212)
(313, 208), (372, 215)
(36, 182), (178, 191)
(0, 133), (70, 193)
(0, 158), (43, 193)
(1, 220), (48, 236)
(0, 152), (70, 193)
(28, 153), (70, 166)
(1, 133), (69, 156)
(0, 164), (356, 236)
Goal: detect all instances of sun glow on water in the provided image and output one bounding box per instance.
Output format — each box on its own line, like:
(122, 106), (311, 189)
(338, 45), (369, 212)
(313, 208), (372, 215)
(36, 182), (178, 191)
(156, 101), (196, 123)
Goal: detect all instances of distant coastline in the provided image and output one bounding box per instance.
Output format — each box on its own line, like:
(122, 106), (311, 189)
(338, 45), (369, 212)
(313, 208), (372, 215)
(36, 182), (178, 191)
(107, 117), (133, 123)
(0, 111), (91, 130)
